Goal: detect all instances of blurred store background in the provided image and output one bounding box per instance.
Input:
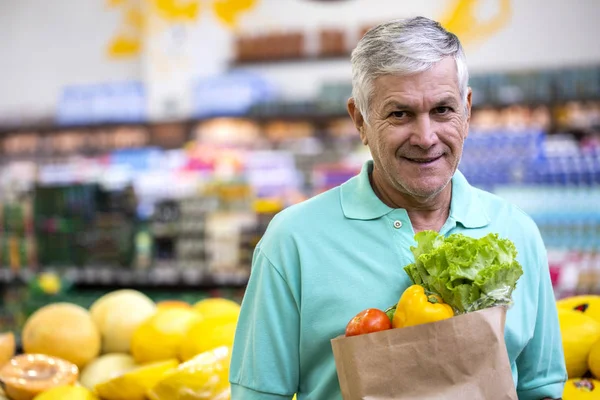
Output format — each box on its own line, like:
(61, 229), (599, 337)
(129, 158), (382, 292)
(0, 0), (599, 334)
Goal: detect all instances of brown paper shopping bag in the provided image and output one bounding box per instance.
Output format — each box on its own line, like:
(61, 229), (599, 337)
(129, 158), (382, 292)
(331, 306), (517, 400)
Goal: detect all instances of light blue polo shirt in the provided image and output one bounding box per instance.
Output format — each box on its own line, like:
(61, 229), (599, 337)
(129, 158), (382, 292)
(230, 160), (567, 400)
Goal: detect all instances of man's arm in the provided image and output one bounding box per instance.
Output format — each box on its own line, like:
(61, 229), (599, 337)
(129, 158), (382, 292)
(515, 235), (567, 400)
(229, 247), (299, 400)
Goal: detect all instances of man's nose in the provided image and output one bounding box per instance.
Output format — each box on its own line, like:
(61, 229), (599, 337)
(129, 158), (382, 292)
(408, 114), (438, 149)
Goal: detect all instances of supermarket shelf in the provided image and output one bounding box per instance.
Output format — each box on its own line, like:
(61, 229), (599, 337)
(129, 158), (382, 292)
(0, 112), (349, 136)
(0, 267), (249, 290)
(231, 54), (349, 67)
(2, 98), (599, 136)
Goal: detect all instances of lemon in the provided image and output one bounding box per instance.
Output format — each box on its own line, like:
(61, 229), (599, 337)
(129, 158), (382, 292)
(148, 346), (231, 400)
(193, 298), (240, 320)
(33, 385), (98, 400)
(131, 308), (201, 363)
(79, 353), (137, 391)
(559, 296), (600, 325)
(563, 378), (600, 399)
(180, 316), (237, 362)
(94, 359), (178, 400)
(560, 308), (600, 378)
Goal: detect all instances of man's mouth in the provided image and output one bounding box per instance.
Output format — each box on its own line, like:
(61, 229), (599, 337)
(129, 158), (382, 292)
(402, 155), (443, 165)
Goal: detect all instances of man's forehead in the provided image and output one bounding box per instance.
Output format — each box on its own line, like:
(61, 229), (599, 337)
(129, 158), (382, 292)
(372, 69), (461, 108)
(372, 57), (459, 88)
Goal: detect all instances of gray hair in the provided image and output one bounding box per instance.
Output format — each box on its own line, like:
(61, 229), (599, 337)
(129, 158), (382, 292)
(351, 16), (469, 123)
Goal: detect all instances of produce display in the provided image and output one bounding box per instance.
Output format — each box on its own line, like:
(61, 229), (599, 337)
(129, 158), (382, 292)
(557, 295), (600, 399)
(0, 291), (241, 400)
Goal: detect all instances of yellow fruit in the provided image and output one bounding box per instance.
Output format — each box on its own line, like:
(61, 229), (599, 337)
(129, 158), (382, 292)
(563, 378), (600, 399)
(0, 354), (79, 400)
(131, 308), (201, 363)
(90, 290), (156, 354)
(22, 303), (100, 368)
(37, 273), (61, 295)
(157, 300), (192, 310)
(79, 353), (137, 392)
(0, 332), (16, 366)
(559, 296), (600, 325)
(33, 385), (98, 400)
(193, 298), (240, 321)
(590, 340), (600, 379)
(94, 359), (178, 400)
(148, 346), (231, 400)
(560, 308), (600, 378)
(180, 316), (237, 362)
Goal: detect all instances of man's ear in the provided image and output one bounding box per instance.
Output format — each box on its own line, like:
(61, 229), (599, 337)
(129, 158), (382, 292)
(347, 98), (368, 145)
(464, 87), (473, 139)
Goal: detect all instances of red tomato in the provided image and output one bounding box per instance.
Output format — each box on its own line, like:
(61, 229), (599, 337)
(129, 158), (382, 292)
(345, 308), (392, 337)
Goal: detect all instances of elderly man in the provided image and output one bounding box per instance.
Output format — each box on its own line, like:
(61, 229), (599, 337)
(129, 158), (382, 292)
(229, 16), (567, 400)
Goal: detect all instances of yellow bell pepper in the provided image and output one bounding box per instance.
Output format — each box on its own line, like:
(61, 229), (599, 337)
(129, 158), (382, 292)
(392, 285), (454, 328)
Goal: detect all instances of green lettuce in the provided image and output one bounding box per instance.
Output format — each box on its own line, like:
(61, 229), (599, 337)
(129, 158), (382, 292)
(404, 231), (523, 314)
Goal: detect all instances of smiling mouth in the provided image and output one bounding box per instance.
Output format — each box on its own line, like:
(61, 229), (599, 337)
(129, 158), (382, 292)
(402, 155), (443, 165)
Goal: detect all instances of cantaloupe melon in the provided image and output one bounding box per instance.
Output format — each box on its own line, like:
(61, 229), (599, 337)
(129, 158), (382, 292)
(0, 332), (16, 367)
(0, 354), (79, 400)
(22, 303), (100, 368)
(90, 290), (156, 354)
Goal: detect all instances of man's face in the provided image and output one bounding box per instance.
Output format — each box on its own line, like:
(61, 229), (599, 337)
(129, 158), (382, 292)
(351, 57), (472, 199)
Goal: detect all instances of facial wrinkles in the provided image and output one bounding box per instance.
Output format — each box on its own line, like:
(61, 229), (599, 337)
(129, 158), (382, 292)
(360, 58), (470, 200)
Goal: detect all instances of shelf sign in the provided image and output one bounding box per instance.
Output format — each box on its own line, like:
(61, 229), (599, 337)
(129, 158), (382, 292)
(57, 81), (146, 125)
(193, 72), (277, 117)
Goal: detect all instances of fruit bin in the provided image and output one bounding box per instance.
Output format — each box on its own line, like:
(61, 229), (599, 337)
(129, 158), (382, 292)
(0, 290), (241, 400)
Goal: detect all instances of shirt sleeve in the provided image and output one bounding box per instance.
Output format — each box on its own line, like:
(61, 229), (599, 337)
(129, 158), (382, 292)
(229, 246), (299, 399)
(515, 242), (567, 400)
(231, 383), (292, 400)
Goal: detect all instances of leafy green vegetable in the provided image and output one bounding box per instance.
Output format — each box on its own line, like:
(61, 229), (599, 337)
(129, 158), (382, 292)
(404, 231), (523, 314)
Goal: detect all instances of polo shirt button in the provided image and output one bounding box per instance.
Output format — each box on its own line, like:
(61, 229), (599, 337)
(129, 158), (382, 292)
(393, 220), (402, 229)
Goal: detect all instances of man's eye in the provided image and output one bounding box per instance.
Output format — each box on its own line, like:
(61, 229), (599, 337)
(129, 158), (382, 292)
(390, 111), (407, 118)
(434, 106), (452, 114)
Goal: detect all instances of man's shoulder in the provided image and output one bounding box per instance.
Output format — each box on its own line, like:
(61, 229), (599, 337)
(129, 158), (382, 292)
(263, 186), (343, 240)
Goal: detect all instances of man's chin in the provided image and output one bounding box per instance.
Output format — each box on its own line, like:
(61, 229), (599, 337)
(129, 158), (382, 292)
(400, 180), (450, 199)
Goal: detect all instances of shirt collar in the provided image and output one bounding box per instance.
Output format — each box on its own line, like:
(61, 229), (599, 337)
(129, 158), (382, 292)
(340, 160), (490, 228)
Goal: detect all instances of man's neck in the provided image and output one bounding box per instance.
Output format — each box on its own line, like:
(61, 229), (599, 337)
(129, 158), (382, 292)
(370, 169), (452, 233)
